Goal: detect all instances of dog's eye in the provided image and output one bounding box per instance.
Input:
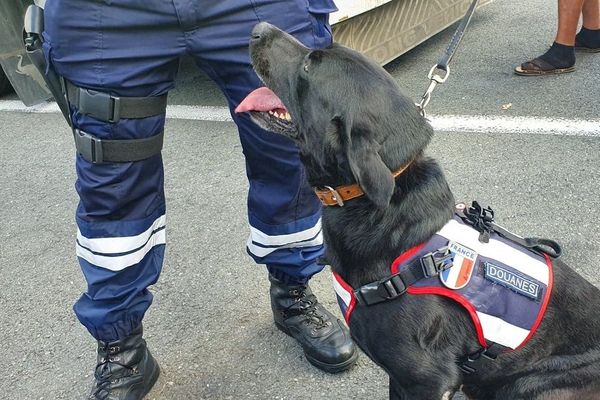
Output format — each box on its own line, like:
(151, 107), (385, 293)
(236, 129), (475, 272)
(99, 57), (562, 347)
(303, 64), (309, 73)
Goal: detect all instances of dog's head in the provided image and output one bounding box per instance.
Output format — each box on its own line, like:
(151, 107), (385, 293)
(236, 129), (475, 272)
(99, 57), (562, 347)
(236, 23), (433, 209)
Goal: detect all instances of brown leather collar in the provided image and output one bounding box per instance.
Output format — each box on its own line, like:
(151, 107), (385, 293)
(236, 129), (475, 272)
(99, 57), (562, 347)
(314, 160), (414, 207)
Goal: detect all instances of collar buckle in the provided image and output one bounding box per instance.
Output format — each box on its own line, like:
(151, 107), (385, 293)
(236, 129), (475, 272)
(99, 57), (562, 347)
(324, 186), (345, 207)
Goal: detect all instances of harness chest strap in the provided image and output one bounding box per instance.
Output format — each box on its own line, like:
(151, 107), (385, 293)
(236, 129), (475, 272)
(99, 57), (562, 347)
(332, 250), (510, 376)
(353, 246), (454, 306)
(314, 160), (413, 206)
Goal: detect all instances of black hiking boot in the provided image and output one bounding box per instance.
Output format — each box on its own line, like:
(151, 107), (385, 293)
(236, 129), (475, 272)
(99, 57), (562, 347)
(88, 325), (160, 400)
(269, 275), (358, 373)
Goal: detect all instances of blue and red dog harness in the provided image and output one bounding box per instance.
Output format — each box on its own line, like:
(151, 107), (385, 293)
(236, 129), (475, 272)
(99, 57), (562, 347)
(332, 202), (561, 374)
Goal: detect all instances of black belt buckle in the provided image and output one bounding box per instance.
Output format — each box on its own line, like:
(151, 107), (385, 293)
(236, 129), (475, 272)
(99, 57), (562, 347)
(74, 129), (104, 163)
(78, 88), (121, 123)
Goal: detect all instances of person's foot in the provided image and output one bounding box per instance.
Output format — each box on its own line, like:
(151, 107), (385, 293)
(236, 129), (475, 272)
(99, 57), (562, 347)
(88, 325), (160, 400)
(515, 42), (576, 76)
(269, 275), (358, 373)
(575, 27), (600, 52)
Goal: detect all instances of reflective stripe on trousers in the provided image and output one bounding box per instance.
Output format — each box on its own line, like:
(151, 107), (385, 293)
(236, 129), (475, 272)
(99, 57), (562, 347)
(43, 0), (336, 340)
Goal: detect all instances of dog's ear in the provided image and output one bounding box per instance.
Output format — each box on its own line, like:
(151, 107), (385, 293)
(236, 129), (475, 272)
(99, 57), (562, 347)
(337, 115), (394, 209)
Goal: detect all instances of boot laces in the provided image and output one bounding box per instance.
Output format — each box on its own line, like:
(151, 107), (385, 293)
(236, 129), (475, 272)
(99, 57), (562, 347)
(291, 289), (330, 330)
(89, 346), (137, 399)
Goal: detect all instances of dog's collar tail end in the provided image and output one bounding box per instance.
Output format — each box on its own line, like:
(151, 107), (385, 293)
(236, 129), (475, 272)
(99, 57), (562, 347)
(314, 160), (413, 207)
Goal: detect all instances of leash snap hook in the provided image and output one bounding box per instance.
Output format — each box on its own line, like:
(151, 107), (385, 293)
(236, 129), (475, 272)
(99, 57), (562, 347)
(428, 64), (450, 84)
(416, 81), (436, 115)
(416, 65), (450, 117)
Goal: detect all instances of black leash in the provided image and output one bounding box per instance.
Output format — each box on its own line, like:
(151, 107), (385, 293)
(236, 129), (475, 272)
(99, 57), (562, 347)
(416, 0), (480, 117)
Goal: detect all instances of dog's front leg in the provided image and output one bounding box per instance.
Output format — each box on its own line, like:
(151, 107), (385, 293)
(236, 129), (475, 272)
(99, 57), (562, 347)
(389, 376), (403, 400)
(389, 376), (458, 400)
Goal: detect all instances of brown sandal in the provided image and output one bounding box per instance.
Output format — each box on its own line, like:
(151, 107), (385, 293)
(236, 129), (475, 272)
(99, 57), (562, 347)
(514, 58), (575, 76)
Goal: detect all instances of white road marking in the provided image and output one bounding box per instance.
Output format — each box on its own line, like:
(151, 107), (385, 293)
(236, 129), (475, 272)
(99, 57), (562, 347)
(1, 100), (599, 137)
(428, 114), (600, 137)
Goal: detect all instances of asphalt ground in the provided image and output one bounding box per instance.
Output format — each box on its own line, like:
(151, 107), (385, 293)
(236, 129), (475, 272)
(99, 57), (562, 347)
(1, 0), (599, 399)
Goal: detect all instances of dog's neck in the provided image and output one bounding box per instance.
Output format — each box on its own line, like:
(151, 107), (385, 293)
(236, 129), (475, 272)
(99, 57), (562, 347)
(321, 155), (455, 289)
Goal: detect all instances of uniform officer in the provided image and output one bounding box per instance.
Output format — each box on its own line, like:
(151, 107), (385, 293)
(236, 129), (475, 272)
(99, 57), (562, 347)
(42, 0), (357, 398)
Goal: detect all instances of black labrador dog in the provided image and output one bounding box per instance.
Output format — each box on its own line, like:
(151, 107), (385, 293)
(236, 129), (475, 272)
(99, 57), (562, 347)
(236, 22), (600, 400)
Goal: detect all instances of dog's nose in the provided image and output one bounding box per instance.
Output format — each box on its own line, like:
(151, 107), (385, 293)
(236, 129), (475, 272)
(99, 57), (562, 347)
(251, 22), (274, 40)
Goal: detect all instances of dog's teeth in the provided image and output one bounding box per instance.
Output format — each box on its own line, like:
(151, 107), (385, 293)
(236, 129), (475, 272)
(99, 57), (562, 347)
(274, 112), (281, 118)
(284, 113), (291, 121)
(268, 110), (275, 115)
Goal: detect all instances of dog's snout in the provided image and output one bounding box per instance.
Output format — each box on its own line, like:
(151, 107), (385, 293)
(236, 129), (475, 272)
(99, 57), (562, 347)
(251, 22), (275, 40)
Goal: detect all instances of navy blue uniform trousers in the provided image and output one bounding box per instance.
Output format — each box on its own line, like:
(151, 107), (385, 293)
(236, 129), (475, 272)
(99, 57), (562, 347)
(43, 0), (337, 341)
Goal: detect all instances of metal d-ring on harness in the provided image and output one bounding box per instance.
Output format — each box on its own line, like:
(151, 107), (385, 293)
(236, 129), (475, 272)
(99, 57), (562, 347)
(23, 4), (166, 164)
(415, 0), (480, 118)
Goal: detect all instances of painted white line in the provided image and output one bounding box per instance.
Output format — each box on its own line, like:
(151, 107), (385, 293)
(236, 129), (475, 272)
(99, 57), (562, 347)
(165, 104), (232, 122)
(428, 114), (600, 137)
(0, 100), (61, 114)
(1, 100), (599, 137)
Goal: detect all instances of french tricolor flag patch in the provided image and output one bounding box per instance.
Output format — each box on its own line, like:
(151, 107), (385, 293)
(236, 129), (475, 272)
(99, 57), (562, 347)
(440, 240), (478, 290)
(332, 272), (356, 323)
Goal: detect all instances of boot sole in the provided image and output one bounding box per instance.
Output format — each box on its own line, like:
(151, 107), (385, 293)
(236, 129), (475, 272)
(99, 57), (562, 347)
(275, 322), (359, 374)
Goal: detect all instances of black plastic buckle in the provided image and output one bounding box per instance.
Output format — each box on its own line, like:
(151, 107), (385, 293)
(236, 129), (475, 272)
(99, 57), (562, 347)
(74, 129), (103, 163)
(420, 246), (453, 278)
(464, 201), (495, 243)
(458, 346), (499, 375)
(469, 201), (494, 223)
(379, 274), (407, 299)
(78, 88), (121, 123)
(355, 274), (407, 306)
(458, 363), (476, 375)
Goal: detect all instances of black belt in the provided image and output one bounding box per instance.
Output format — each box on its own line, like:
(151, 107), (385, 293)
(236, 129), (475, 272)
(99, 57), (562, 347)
(73, 129), (164, 164)
(66, 81), (168, 123)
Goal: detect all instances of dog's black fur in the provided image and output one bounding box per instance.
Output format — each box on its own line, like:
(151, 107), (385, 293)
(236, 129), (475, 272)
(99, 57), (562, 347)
(244, 22), (600, 400)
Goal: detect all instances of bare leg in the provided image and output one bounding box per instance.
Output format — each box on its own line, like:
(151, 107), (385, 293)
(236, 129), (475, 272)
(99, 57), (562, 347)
(576, 0), (600, 49)
(556, 0), (585, 45)
(582, 0), (600, 29)
(515, 0), (585, 74)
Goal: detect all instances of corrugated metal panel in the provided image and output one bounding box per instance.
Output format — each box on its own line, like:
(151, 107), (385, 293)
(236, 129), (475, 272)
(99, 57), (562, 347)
(330, 0), (393, 24)
(1, 0), (491, 103)
(332, 0), (492, 65)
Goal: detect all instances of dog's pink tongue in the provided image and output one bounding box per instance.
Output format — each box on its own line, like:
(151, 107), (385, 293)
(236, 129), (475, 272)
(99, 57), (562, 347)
(235, 87), (287, 113)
